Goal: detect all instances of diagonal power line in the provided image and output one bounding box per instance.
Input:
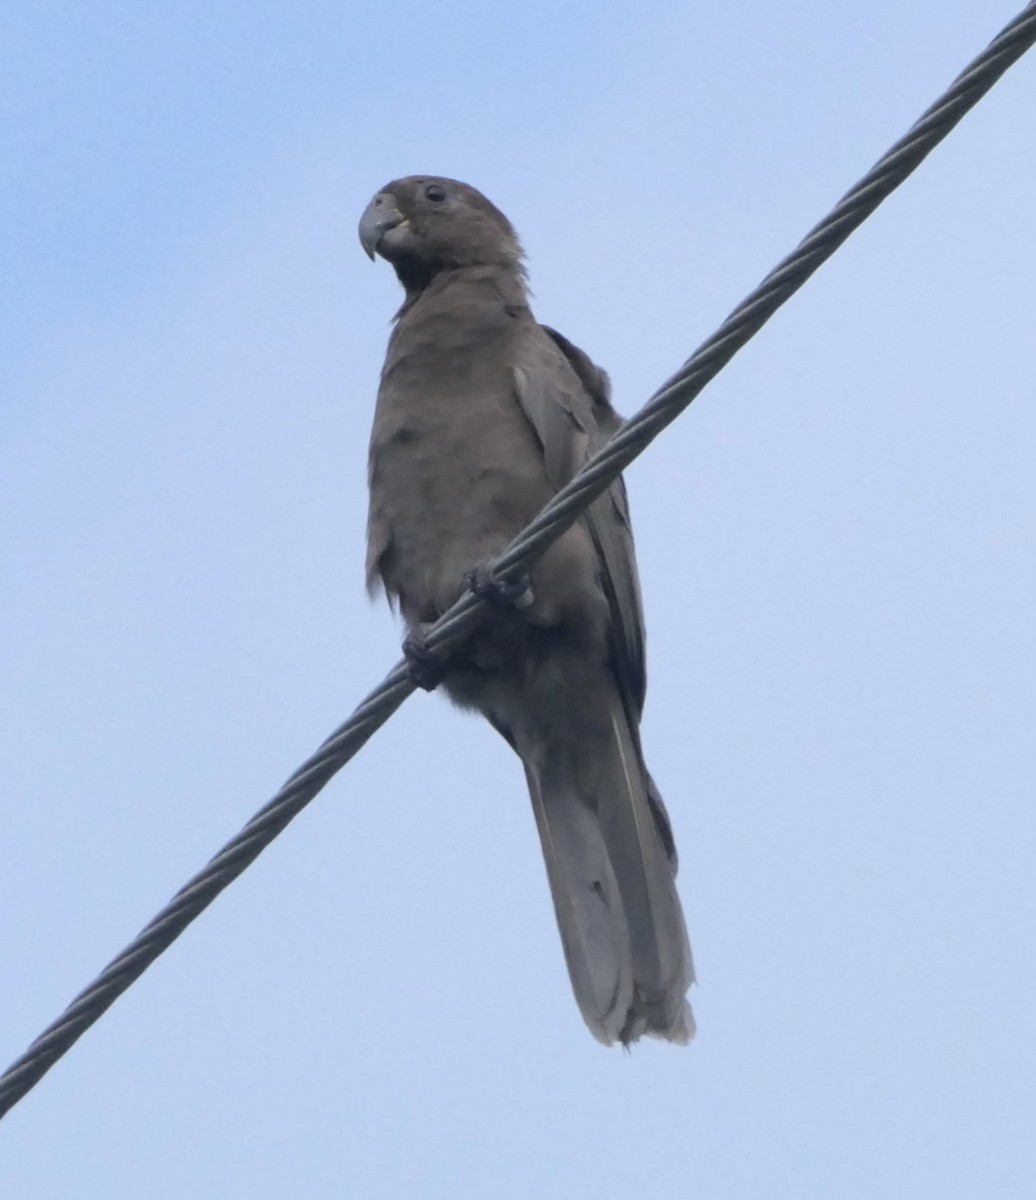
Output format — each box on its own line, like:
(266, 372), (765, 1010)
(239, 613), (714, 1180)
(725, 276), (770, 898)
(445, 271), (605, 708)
(2, 2), (1034, 1122)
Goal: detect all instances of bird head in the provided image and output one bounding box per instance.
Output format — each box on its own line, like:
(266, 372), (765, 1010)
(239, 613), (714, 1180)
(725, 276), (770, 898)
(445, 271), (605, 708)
(358, 176), (524, 292)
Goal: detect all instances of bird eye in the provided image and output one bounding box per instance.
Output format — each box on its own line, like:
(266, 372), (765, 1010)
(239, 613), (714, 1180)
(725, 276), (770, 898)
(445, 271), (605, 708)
(424, 183), (447, 202)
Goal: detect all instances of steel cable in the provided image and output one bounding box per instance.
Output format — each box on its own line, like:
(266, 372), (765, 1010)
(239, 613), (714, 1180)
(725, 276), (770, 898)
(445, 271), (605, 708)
(2, 1), (1033, 1121)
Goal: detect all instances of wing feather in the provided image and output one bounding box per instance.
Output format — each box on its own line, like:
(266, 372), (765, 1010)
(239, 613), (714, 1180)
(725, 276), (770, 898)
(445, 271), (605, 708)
(513, 329), (647, 715)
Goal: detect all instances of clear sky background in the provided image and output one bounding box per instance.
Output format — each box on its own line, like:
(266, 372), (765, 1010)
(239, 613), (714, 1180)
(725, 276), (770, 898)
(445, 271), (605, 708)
(2, 3), (1034, 1197)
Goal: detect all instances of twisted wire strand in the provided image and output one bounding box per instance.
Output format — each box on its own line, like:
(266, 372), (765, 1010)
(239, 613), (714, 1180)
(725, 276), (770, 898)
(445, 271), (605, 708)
(2, 2), (1033, 1121)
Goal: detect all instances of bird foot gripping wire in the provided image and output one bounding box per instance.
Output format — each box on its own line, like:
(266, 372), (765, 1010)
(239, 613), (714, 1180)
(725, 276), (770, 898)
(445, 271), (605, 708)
(464, 566), (535, 611)
(402, 567), (535, 690)
(401, 627), (450, 691)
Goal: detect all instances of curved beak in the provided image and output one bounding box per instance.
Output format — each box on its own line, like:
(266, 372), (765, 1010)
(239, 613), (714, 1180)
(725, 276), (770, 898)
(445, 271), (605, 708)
(359, 194), (405, 261)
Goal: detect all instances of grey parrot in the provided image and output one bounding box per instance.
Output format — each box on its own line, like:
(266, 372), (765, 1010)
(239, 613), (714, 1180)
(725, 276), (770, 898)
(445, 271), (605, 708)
(358, 176), (694, 1045)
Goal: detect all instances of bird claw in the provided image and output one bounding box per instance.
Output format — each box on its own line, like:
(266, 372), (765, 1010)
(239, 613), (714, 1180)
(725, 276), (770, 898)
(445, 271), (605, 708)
(402, 628), (449, 691)
(464, 566), (535, 611)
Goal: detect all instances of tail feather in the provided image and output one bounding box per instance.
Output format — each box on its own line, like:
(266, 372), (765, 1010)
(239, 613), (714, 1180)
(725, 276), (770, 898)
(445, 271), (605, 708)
(525, 764), (634, 1044)
(522, 694), (694, 1046)
(601, 700), (694, 1042)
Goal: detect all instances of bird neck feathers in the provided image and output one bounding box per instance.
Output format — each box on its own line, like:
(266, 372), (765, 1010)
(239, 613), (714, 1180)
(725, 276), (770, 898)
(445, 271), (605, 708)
(394, 261), (530, 322)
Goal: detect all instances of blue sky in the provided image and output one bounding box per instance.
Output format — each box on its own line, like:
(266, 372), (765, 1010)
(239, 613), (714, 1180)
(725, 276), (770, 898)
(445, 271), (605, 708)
(2, 3), (1035, 1196)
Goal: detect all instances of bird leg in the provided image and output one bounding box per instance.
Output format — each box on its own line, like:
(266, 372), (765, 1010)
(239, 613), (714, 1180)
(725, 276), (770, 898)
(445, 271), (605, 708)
(403, 565), (534, 691)
(464, 565), (535, 611)
(401, 626), (450, 691)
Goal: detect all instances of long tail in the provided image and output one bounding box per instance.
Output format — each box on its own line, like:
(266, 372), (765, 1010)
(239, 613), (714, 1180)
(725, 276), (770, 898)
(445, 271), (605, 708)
(523, 693), (694, 1046)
